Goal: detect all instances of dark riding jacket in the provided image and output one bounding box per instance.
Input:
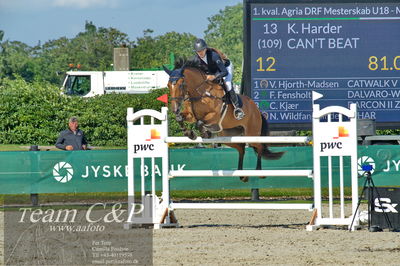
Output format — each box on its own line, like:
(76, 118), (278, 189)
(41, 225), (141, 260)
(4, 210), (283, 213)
(193, 49), (229, 80)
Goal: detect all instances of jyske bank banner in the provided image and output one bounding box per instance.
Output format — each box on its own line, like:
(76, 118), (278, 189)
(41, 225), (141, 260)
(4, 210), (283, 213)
(2, 146), (400, 194)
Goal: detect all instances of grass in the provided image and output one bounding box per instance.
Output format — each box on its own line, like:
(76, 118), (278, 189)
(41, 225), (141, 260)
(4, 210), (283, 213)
(1, 192), (127, 205)
(0, 145), (36, 151)
(0, 187), (362, 206)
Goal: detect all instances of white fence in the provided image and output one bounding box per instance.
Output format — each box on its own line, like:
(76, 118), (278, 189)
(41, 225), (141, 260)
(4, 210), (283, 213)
(125, 100), (359, 230)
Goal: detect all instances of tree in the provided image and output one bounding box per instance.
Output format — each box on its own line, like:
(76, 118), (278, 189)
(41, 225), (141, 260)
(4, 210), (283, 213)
(70, 21), (132, 70)
(204, 3), (243, 83)
(37, 21), (133, 85)
(0, 4), (244, 86)
(0, 40), (38, 82)
(131, 30), (197, 69)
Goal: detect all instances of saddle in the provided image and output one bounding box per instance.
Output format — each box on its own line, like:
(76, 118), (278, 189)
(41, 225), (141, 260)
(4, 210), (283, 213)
(223, 92), (243, 108)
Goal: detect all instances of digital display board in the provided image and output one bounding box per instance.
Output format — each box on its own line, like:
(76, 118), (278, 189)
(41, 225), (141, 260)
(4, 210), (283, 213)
(243, 0), (400, 129)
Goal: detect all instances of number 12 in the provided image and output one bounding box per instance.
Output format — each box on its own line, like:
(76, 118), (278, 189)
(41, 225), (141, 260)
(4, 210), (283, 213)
(256, 57), (276, 71)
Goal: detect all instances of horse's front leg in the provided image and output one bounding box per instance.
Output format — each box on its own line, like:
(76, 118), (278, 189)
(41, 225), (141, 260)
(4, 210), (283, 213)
(185, 129), (196, 140)
(175, 100), (197, 140)
(172, 107), (196, 140)
(181, 100), (196, 123)
(177, 120), (196, 140)
(174, 112), (197, 140)
(196, 111), (221, 139)
(196, 120), (212, 139)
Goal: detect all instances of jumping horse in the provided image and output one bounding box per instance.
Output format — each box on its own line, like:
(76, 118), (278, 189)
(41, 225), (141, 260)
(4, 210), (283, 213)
(163, 58), (284, 182)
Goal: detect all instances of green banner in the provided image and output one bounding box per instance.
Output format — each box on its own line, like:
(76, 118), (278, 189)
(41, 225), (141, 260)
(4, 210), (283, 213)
(0, 150), (128, 194)
(168, 147), (314, 190)
(0, 146), (399, 194)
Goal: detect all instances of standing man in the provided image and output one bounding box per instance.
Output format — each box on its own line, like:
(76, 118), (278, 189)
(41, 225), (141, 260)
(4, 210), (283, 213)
(192, 38), (244, 120)
(55, 117), (88, 150)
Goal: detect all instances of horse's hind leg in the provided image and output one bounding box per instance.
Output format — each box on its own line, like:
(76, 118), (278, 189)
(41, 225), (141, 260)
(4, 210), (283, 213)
(237, 144), (247, 182)
(253, 144), (266, 179)
(225, 143), (247, 182)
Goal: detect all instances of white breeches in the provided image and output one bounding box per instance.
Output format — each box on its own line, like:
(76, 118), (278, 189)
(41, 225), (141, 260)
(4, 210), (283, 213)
(223, 63), (233, 91)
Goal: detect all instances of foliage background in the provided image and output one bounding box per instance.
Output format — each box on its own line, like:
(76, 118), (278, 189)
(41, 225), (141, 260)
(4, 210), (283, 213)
(0, 77), (186, 146)
(0, 4), (242, 146)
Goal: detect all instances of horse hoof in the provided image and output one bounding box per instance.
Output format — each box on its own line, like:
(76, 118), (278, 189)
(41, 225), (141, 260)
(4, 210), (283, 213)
(185, 130), (197, 140)
(201, 131), (212, 139)
(176, 115), (183, 122)
(240, 176), (249, 182)
(189, 132), (197, 140)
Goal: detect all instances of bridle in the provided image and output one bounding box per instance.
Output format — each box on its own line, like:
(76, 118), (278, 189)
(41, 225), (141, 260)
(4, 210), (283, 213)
(169, 74), (187, 102)
(169, 68), (225, 122)
(170, 72), (223, 102)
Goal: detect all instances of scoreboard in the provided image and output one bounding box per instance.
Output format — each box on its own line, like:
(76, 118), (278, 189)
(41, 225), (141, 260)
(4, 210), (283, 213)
(243, 0), (400, 129)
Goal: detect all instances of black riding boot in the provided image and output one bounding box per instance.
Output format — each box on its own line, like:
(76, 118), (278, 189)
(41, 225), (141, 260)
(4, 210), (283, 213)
(228, 90), (245, 120)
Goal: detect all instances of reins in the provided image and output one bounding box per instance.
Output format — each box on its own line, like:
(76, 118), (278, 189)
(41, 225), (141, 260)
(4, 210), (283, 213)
(169, 66), (226, 125)
(182, 71), (224, 102)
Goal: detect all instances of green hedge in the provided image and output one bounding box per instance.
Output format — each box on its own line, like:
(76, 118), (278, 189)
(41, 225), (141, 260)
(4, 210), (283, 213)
(2, 77), (399, 146)
(0, 77), (183, 146)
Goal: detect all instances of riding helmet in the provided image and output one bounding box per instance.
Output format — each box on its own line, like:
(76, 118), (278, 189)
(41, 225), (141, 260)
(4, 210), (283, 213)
(193, 39), (208, 52)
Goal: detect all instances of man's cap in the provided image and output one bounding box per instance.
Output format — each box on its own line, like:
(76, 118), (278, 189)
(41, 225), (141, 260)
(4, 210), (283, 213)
(69, 116), (78, 123)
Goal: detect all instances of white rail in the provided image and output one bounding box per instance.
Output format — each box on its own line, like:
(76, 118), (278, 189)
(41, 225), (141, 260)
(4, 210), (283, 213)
(169, 169), (313, 178)
(171, 203), (313, 210)
(165, 136), (311, 144)
(127, 101), (359, 230)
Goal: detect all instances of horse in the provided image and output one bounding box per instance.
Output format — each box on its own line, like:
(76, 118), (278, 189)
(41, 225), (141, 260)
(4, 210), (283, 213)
(163, 58), (284, 182)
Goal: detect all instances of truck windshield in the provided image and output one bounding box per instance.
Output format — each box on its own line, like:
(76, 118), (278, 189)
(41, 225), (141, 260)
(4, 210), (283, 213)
(64, 75), (91, 96)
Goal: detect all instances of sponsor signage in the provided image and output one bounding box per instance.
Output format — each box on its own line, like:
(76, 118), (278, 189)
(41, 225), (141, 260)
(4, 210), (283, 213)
(53, 162), (74, 183)
(129, 125), (165, 158)
(371, 187), (400, 230)
(3, 146), (400, 194)
(127, 71), (169, 91)
(316, 124), (353, 155)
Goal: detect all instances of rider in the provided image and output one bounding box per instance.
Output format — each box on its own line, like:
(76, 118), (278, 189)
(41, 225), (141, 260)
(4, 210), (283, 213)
(192, 38), (245, 120)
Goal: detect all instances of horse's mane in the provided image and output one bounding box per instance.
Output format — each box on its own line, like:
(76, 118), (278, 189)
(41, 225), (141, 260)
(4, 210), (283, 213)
(174, 57), (207, 73)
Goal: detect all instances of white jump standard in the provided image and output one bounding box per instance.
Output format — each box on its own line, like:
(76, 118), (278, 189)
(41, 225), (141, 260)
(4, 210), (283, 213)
(125, 94), (360, 230)
(307, 102), (359, 231)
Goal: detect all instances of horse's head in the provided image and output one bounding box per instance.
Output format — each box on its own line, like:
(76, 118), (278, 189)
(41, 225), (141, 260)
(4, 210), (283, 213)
(164, 66), (186, 121)
(164, 58), (224, 126)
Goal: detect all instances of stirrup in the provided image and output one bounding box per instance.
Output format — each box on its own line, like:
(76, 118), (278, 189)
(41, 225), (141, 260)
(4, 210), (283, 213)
(234, 108), (245, 120)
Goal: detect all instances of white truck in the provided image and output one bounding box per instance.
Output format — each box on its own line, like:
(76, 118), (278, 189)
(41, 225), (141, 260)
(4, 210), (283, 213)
(61, 70), (170, 97)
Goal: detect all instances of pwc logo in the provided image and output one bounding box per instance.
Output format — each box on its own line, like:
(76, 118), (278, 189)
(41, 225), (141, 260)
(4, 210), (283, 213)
(145, 129), (161, 141)
(334, 126), (349, 138)
(133, 129), (161, 154)
(320, 126), (349, 152)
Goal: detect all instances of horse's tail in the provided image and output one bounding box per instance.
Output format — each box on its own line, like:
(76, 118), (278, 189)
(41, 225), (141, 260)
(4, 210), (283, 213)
(260, 112), (269, 136)
(260, 113), (285, 160)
